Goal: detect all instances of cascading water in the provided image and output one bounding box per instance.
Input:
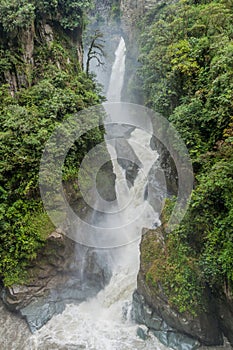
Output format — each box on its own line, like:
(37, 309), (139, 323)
(29, 36), (165, 350)
(107, 37), (126, 102)
(0, 37), (166, 350)
(0, 35), (230, 350)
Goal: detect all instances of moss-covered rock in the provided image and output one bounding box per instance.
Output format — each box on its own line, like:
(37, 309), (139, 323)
(1, 231), (112, 332)
(135, 228), (223, 346)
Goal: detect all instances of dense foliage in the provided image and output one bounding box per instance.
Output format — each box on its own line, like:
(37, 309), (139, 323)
(0, 0), (92, 31)
(0, 0), (104, 286)
(138, 0), (233, 314)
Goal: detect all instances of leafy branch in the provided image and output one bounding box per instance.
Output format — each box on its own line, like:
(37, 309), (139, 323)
(86, 30), (105, 76)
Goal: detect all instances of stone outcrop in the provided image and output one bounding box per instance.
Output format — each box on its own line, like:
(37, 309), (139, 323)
(132, 226), (233, 348)
(150, 135), (178, 196)
(86, 0), (122, 94)
(1, 231), (111, 333)
(120, 0), (144, 41)
(214, 291), (233, 346)
(1, 131), (116, 332)
(0, 18), (83, 95)
(1, 156), (116, 333)
(120, 0), (174, 41)
(132, 291), (200, 350)
(115, 138), (142, 187)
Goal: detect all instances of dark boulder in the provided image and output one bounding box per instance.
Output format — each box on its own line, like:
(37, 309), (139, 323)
(1, 231), (111, 333)
(133, 228), (224, 347)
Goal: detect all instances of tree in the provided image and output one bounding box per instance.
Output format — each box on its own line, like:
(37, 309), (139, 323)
(137, 0), (233, 314)
(0, 0), (35, 31)
(86, 30), (105, 76)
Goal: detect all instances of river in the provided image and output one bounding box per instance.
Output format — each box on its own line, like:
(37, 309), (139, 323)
(0, 37), (231, 350)
(1, 35), (165, 350)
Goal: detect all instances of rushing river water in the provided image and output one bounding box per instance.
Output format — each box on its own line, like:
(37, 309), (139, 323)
(0, 37), (231, 350)
(0, 36), (165, 350)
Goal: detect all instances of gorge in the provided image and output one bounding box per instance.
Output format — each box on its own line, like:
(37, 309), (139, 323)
(0, 0), (233, 349)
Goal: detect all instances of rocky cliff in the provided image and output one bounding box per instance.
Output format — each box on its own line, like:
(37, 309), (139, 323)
(1, 231), (111, 333)
(131, 120), (233, 348)
(132, 225), (233, 348)
(125, 1), (233, 347)
(0, 1), (116, 331)
(85, 0), (122, 94)
(119, 0), (178, 102)
(0, 13), (83, 95)
(120, 0), (174, 41)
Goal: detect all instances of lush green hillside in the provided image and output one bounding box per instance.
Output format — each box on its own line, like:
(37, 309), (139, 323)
(0, 0), (104, 286)
(138, 0), (233, 314)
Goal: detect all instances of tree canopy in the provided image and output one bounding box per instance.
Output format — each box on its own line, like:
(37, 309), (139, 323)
(0, 0), (104, 286)
(0, 0), (92, 31)
(138, 0), (233, 314)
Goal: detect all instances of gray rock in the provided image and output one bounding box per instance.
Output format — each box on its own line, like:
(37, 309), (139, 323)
(167, 332), (199, 350)
(1, 233), (111, 333)
(150, 135), (178, 196)
(136, 244), (223, 345)
(115, 138), (142, 187)
(20, 300), (65, 333)
(147, 158), (167, 214)
(133, 226), (224, 346)
(132, 291), (200, 350)
(137, 326), (149, 340)
(153, 330), (168, 346)
(215, 293), (233, 346)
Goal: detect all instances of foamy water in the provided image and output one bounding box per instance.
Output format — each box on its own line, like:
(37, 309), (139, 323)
(0, 35), (231, 350)
(28, 38), (163, 349)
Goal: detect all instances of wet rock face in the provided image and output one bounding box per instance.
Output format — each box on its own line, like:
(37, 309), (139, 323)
(133, 136), (233, 347)
(115, 138), (142, 187)
(215, 293), (233, 346)
(120, 0), (175, 41)
(132, 291), (200, 350)
(133, 229), (225, 347)
(150, 135), (178, 196)
(1, 232), (111, 333)
(132, 285), (225, 348)
(1, 21), (83, 95)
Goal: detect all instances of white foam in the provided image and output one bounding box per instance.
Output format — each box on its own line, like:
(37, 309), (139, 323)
(29, 37), (167, 350)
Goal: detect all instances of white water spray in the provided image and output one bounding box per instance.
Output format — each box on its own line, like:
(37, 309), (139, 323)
(2, 37), (166, 350)
(107, 37), (126, 102)
(0, 35), (230, 350)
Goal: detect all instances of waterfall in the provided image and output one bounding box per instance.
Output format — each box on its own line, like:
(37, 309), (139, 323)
(0, 37), (168, 350)
(31, 36), (162, 349)
(107, 37), (126, 102)
(0, 29), (230, 350)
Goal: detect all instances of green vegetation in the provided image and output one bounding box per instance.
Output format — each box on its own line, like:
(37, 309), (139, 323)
(110, 1), (121, 21)
(138, 0), (233, 314)
(86, 30), (105, 76)
(0, 0), (104, 286)
(0, 0), (92, 32)
(142, 227), (203, 315)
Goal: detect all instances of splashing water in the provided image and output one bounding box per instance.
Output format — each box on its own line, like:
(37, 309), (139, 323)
(0, 37), (167, 350)
(29, 36), (164, 350)
(107, 37), (126, 102)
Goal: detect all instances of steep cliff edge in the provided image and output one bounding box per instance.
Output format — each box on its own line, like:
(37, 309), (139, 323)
(1, 231), (111, 333)
(0, 2), (86, 94)
(0, 0), (116, 329)
(120, 0), (165, 40)
(133, 224), (233, 347)
(133, 228), (223, 347)
(119, 0), (176, 102)
(130, 0), (233, 347)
